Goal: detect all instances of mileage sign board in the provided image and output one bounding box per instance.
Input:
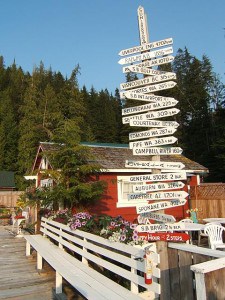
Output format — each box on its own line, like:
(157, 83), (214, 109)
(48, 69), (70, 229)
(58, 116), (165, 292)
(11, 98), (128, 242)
(118, 5), (189, 237)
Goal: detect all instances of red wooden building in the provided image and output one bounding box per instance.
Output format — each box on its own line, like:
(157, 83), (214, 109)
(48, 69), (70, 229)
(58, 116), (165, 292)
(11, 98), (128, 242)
(26, 142), (208, 222)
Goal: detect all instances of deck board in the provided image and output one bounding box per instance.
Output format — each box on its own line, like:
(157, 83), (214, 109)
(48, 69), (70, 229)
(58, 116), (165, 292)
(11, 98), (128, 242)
(0, 226), (84, 300)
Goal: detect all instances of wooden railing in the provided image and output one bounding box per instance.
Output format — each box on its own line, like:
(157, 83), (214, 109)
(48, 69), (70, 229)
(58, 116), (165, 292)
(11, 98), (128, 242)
(159, 242), (225, 300)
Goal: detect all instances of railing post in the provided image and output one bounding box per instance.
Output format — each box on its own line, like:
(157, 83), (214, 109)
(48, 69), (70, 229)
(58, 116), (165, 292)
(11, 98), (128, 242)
(82, 237), (88, 265)
(194, 273), (206, 300)
(131, 254), (139, 294)
(58, 227), (63, 249)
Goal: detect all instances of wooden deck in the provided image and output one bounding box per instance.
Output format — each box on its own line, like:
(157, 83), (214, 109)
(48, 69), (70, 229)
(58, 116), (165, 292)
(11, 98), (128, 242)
(0, 225), (84, 300)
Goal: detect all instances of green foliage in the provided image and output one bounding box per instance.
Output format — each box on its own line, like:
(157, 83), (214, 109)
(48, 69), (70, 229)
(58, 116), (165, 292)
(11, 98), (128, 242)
(0, 48), (225, 184)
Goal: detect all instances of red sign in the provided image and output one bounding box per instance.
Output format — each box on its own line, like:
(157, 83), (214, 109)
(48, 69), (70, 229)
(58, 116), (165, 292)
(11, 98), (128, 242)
(138, 232), (190, 242)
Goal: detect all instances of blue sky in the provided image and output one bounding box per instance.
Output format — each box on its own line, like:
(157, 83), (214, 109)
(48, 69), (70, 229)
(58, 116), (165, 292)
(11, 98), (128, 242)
(1, 1), (225, 94)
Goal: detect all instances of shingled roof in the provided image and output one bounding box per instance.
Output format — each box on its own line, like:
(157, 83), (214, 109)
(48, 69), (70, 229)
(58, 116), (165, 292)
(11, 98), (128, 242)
(37, 142), (208, 174)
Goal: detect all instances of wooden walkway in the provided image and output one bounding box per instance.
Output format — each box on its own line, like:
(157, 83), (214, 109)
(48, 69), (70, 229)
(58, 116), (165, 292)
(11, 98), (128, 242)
(0, 226), (83, 300)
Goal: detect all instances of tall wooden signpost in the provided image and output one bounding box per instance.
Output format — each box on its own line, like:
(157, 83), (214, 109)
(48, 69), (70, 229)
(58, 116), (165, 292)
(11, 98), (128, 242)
(118, 6), (188, 299)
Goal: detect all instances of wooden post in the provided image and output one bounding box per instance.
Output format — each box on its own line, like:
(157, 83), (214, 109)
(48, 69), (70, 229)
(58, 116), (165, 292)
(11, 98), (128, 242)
(137, 7), (169, 299)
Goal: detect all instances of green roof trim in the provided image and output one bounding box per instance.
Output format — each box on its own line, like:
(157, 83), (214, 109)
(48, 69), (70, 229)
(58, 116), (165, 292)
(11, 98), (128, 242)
(0, 171), (15, 188)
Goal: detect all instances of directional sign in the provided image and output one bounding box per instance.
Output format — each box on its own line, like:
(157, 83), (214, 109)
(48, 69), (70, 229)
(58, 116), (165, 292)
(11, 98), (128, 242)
(126, 160), (185, 170)
(133, 147), (183, 156)
(138, 232), (190, 242)
(120, 73), (176, 90)
(137, 6), (148, 45)
(136, 55), (174, 68)
(133, 181), (185, 193)
(121, 92), (175, 103)
(128, 190), (188, 201)
(136, 199), (187, 214)
(119, 37), (173, 56)
(123, 108), (180, 124)
(118, 46), (173, 65)
(121, 81), (177, 95)
(138, 212), (176, 223)
(136, 222), (186, 233)
(129, 127), (177, 141)
(130, 119), (179, 128)
(127, 171), (187, 183)
(122, 99), (178, 116)
(123, 66), (174, 76)
(129, 136), (177, 149)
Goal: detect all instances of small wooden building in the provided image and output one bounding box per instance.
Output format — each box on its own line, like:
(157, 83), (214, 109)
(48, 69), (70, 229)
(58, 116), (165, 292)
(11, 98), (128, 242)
(26, 142), (208, 222)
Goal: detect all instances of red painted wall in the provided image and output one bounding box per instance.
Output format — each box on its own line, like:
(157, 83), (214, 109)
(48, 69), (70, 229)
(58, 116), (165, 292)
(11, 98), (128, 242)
(89, 173), (198, 223)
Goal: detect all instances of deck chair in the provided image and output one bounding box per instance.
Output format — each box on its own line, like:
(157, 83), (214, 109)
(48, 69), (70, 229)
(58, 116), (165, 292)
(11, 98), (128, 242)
(179, 219), (193, 244)
(198, 222), (221, 247)
(204, 224), (225, 250)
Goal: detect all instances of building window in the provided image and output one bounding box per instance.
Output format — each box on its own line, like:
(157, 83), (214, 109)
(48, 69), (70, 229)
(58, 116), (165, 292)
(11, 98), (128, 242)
(117, 176), (147, 208)
(40, 178), (53, 188)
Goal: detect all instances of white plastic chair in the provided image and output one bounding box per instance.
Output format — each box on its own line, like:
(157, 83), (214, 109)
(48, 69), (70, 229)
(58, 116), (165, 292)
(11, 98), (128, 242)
(204, 224), (225, 250)
(179, 218), (193, 244)
(198, 222), (221, 247)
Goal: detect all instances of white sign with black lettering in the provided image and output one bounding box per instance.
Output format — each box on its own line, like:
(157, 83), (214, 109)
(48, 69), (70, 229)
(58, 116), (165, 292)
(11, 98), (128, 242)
(138, 212), (176, 224)
(121, 92), (175, 103)
(125, 160), (185, 170)
(129, 136), (177, 149)
(120, 73), (176, 91)
(136, 222), (186, 233)
(119, 37), (173, 56)
(137, 6), (148, 45)
(129, 127), (177, 141)
(136, 55), (174, 68)
(130, 119), (179, 128)
(136, 199), (187, 214)
(133, 181), (185, 193)
(118, 46), (173, 65)
(123, 66), (174, 76)
(128, 190), (188, 201)
(127, 171), (187, 183)
(121, 81), (176, 95)
(123, 108), (180, 124)
(122, 100), (178, 116)
(133, 147), (183, 156)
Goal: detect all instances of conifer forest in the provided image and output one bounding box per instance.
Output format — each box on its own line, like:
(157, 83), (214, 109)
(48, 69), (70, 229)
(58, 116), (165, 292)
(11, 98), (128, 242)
(0, 47), (225, 188)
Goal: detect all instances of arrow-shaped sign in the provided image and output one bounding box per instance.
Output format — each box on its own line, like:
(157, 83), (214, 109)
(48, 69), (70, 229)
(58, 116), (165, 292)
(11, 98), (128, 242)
(119, 37), (173, 56)
(130, 119), (179, 128)
(129, 136), (177, 149)
(121, 81), (177, 95)
(133, 147), (183, 156)
(138, 212), (176, 224)
(121, 92), (176, 103)
(136, 55), (175, 68)
(133, 181), (185, 193)
(118, 46), (173, 65)
(136, 222), (186, 233)
(136, 199), (187, 214)
(129, 127), (177, 141)
(138, 232), (190, 242)
(123, 65), (174, 76)
(120, 73), (176, 90)
(125, 160), (185, 170)
(127, 171), (187, 183)
(128, 191), (188, 201)
(122, 99), (178, 116)
(123, 108), (180, 124)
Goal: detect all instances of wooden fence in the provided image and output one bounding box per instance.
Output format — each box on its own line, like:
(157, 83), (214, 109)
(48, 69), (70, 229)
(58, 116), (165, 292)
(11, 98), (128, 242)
(190, 183), (225, 222)
(158, 242), (225, 300)
(0, 191), (22, 208)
